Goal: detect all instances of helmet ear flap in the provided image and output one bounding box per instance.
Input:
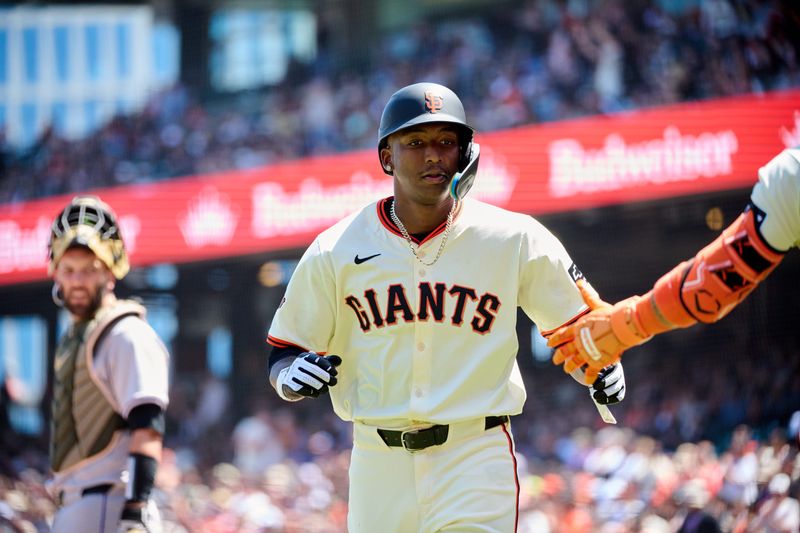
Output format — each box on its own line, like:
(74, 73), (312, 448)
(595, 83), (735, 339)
(458, 132), (474, 172)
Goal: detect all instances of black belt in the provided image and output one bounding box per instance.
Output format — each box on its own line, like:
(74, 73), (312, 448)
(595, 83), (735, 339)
(57, 483), (114, 506)
(377, 415), (509, 452)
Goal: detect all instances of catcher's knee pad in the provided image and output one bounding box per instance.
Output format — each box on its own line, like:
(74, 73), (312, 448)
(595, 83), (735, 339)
(646, 206), (785, 327)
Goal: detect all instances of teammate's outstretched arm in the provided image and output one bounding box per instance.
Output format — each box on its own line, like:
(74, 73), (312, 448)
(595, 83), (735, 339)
(548, 147), (799, 380)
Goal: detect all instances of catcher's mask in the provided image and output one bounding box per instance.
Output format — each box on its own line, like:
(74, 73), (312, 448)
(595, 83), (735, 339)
(48, 195), (129, 280)
(378, 82), (476, 176)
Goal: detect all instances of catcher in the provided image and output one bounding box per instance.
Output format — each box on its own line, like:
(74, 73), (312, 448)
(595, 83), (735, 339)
(46, 196), (169, 533)
(549, 147), (799, 380)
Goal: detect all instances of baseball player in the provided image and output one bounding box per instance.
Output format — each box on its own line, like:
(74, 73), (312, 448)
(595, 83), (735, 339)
(266, 82), (625, 532)
(548, 146), (799, 381)
(47, 196), (169, 533)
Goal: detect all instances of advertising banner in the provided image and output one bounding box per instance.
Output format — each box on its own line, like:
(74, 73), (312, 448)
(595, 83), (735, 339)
(1, 89), (798, 286)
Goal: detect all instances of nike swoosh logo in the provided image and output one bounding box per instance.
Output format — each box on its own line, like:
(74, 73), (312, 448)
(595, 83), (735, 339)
(354, 253), (381, 264)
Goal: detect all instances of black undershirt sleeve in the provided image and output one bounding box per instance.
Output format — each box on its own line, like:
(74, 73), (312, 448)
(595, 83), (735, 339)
(127, 403), (165, 435)
(269, 345), (304, 372)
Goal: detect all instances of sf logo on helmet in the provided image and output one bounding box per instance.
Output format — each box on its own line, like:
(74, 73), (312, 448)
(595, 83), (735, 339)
(425, 91), (444, 113)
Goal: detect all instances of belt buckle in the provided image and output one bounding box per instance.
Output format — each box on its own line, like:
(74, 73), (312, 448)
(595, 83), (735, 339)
(400, 429), (422, 453)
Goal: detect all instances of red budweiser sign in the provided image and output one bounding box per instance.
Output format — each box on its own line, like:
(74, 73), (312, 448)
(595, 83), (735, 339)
(1, 89), (798, 286)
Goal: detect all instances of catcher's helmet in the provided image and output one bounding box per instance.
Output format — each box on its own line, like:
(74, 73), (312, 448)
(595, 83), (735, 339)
(48, 195), (130, 279)
(378, 82), (474, 175)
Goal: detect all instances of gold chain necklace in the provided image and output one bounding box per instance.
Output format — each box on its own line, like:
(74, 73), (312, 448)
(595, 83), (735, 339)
(390, 199), (456, 266)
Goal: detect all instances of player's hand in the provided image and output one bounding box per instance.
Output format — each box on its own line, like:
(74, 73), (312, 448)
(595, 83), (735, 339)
(117, 503), (151, 533)
(277, 352), (343, 400)
(590, 363), (626, 405)
(548, 281), (651, 383)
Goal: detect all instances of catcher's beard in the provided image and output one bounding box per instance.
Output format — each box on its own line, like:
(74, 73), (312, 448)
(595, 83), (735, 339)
(63, 282), (107, 320)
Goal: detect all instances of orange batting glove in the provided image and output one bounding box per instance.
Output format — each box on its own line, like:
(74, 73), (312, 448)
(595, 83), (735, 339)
(548, 282), (653, 383)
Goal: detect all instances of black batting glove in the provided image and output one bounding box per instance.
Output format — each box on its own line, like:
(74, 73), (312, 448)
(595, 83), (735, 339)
(277, 352), (342, 400)
(590, 363), (626, 405)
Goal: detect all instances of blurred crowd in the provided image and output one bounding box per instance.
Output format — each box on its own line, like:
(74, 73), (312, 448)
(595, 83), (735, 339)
(1, 411), (798, 532)
(2, 332), (798, 532)
(2, 0), (799, 202)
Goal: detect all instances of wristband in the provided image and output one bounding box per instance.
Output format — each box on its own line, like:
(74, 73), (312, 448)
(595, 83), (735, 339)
(125, 453), (157, 503)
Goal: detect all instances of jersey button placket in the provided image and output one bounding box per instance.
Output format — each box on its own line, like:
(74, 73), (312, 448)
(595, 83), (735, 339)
(411, 325), (432, 411)
(410, 260), (431, 414)
(415, 342), (426, 401)
(417, 248), (427, 277)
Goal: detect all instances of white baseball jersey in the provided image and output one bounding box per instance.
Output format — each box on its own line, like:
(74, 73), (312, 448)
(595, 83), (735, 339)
(48, 315), (170, 497)
(752, 147), (800, 251)
(268, 197), (589, 426)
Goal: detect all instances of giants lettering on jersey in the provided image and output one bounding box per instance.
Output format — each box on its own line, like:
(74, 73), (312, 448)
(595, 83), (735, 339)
(345, 282), (501, 335)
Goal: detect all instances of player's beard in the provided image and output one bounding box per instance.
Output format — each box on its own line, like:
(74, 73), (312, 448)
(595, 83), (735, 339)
(64, 282), (106, 321)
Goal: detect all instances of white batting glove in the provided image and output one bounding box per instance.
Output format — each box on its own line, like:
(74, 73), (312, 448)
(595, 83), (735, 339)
(589, 363), (626, 405)
(276, 352), (342, 401)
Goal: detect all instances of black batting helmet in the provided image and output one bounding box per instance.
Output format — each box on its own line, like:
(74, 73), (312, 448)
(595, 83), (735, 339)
(378, 82), (474, 175)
